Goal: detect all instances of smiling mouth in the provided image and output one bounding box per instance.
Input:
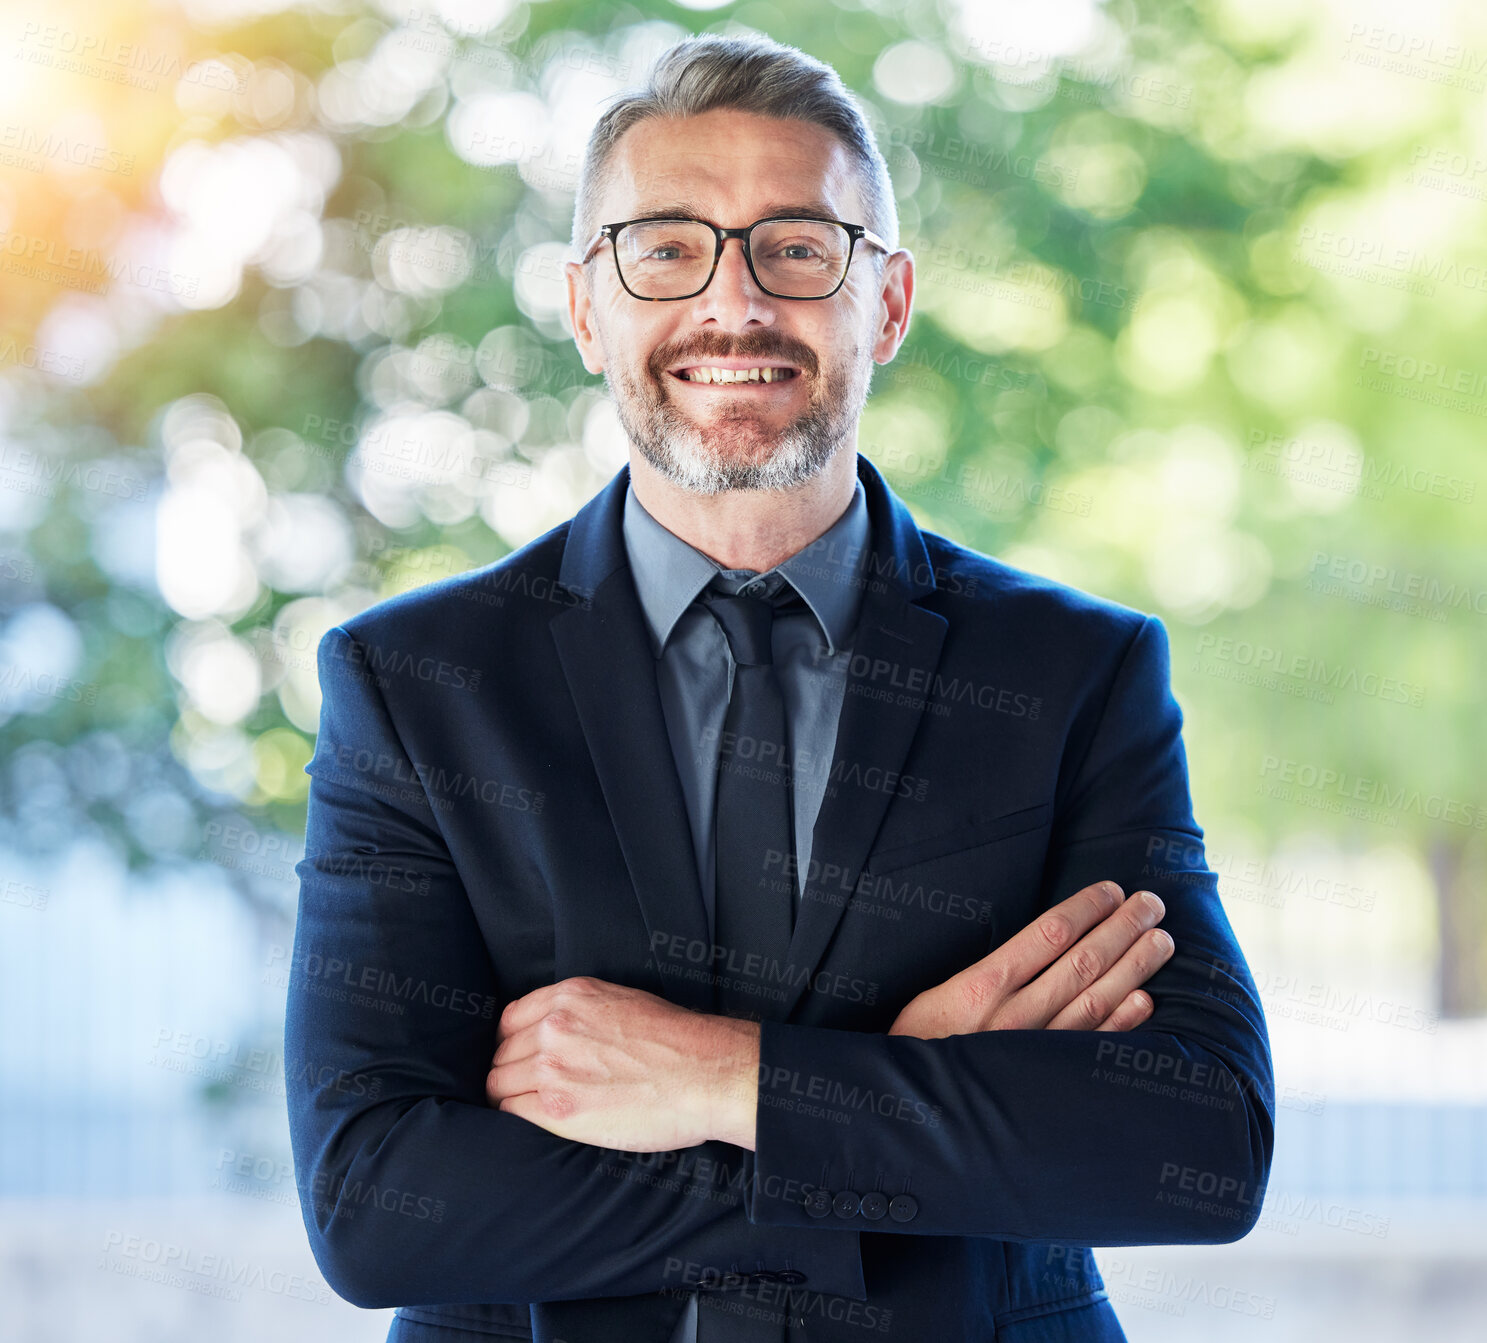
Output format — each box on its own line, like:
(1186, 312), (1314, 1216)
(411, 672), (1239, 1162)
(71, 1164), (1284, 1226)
(667, 365), (802, 386)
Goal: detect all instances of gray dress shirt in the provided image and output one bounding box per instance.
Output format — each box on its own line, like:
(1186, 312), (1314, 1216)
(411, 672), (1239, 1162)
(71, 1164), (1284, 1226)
(618, 476), (871, 1343)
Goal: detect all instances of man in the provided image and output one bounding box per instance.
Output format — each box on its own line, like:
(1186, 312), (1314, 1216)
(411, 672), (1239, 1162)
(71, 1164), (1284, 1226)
(285, 32), (1273, 1343)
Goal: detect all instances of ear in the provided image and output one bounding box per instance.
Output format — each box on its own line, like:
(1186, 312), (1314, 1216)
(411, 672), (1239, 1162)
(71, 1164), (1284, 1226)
(566, 260), (605, 374)
(871, 249), (914, 364)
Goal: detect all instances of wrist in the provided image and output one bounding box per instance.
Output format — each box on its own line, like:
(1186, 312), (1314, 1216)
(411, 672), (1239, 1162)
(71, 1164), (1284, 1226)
(701, 1014), (761, 1150)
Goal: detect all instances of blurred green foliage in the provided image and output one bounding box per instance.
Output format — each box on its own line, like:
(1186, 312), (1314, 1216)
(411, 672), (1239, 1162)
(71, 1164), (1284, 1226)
(0, 0), (1482, 1002)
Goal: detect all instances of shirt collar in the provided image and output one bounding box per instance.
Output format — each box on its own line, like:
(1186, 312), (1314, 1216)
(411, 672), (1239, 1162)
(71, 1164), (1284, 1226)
(621, 475), (871, 657)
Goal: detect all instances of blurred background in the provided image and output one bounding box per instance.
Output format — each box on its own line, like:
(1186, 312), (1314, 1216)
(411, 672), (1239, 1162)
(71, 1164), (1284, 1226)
(1, 0), (1484, 1338)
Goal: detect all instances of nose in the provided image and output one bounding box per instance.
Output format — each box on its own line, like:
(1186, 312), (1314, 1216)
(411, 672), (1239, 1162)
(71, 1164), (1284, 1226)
(716, 237), (749, 279)
(712, 235), (758, 292)
(688, 233), (775, 328)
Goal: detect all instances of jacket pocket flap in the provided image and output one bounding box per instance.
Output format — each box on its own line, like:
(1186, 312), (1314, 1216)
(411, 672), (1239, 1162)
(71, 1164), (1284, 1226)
(865, 801), (1053, 875)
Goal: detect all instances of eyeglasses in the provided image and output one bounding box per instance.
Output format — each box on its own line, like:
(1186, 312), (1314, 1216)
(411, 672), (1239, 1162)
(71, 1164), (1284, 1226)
(578, 215), (890, 301)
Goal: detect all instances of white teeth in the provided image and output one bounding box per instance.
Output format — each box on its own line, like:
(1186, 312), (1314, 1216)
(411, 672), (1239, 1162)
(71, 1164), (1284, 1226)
(680, 366), (793, 383)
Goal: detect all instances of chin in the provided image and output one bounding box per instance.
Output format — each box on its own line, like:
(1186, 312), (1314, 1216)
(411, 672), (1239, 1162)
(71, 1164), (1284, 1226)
(642, 433), (838, 496)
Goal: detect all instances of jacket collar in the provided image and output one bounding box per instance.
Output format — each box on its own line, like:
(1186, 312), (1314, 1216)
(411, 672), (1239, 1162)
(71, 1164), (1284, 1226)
(558, 453), (937, 607)
(620, 474), (871, 657)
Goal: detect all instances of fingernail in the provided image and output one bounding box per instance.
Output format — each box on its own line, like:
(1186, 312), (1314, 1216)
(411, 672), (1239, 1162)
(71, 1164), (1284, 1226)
(1102, 881), (1124, 902)
(1154, 929), (1174, 951)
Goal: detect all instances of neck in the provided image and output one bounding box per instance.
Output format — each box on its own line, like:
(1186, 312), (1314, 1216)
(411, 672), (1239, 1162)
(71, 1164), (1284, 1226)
(628, 444), (859, 573)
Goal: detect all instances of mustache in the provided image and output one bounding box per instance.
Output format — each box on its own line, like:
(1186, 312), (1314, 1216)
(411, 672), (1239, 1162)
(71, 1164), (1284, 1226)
(652, 337), (818, 376)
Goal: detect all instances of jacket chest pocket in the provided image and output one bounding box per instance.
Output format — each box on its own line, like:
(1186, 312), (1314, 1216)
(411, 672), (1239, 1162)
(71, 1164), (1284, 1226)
(823, 802), (1055, 1012)
(864, 800), (1053, 877)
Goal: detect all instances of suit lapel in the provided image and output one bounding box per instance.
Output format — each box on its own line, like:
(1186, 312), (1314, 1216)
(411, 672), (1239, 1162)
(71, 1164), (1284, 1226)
(777, 591), (947, 1021)
(775, 458), (948, 1020)
(550, 467), (714, 1013)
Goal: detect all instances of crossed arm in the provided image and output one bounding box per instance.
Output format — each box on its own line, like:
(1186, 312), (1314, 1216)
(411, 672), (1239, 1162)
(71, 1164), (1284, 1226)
(480, 613), (1271, 1250)
(486, 876), (1176, 1152)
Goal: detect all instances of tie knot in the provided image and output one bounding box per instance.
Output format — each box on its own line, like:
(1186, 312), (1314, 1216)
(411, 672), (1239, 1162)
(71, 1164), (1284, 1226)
(702, 579), (801, 666)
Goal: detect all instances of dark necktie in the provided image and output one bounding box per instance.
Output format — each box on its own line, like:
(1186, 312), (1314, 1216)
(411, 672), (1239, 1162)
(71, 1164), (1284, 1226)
(692, 580), (808, 1343)
(703, 577), (802, 1024)
(695, 575), (802, 1341)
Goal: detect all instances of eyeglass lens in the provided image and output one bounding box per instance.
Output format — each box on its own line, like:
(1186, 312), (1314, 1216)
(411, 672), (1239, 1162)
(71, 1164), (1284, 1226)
(614, 219), (851, 298)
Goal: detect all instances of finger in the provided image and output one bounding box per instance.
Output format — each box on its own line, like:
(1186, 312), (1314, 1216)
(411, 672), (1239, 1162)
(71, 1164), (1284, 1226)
(491, 999), (597, 1065)
(1014, 890), (1167, 1028)
(1045, 925), (1175, 1031)
(497, 981), (568, 1037)
(486, 1050), (558, 1106)
(1095, 988), (1155, 1032)
(491, 1017), (543, 1067)
(959, 880), (1128, 1010)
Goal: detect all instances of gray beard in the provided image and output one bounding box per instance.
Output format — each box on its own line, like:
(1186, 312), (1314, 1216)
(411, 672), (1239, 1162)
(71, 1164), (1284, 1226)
(604, 340), (871, 495)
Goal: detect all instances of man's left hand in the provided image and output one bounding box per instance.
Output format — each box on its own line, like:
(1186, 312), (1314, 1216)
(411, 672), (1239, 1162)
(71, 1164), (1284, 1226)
(487, 976), (761, 1152)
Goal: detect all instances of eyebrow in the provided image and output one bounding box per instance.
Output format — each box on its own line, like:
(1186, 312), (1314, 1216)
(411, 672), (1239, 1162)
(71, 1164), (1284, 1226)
(624, 200), (844, 224)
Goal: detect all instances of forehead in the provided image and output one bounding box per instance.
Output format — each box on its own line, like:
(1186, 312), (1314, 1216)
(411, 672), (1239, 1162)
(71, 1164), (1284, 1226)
(604, 108), (861, 223)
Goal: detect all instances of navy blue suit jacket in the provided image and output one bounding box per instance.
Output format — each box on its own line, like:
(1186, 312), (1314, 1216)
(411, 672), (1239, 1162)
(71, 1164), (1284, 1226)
(285, 453), (1275, 1343)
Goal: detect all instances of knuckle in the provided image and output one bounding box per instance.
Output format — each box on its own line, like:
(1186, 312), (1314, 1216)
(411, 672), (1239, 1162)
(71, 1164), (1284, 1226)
(959, 971), (997, 1014)
(1040, 914), (1073, 952)
(976, 958), (1010, 999)
(1074, 991), (1105, 1029)
(1067, 946), (1102, 987)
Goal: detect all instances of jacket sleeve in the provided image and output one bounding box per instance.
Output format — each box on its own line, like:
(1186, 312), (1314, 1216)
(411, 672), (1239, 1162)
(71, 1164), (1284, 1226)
(285, 623), (865, 1309)
(744, 614), (1275, 1246)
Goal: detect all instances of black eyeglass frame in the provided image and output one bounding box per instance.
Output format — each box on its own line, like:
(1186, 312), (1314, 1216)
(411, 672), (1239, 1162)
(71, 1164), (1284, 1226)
(578, 215), (891, 301)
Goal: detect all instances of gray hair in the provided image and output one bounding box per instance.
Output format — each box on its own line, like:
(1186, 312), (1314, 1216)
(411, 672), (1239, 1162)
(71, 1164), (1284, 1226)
(571, 32), (898, 271)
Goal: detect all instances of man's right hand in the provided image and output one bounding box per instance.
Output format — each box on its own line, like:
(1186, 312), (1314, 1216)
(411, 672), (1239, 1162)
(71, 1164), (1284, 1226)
(886, 881), (1173, 1039)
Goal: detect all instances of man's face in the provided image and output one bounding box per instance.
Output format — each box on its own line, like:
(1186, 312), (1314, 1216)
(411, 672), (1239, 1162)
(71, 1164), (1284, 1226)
(565, 108), (908, 495)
